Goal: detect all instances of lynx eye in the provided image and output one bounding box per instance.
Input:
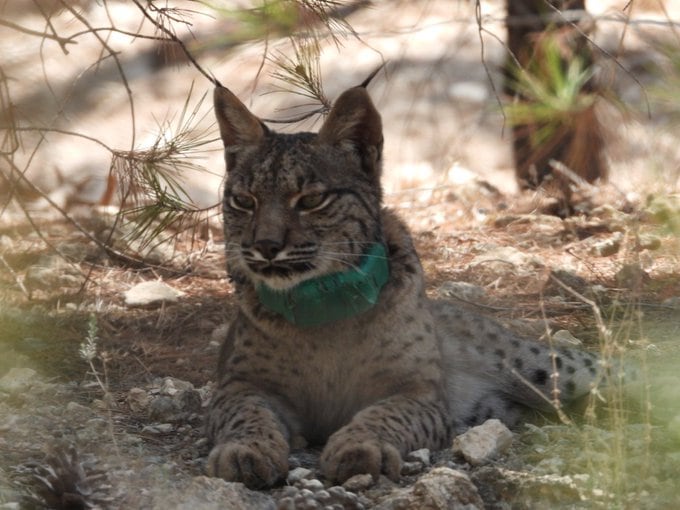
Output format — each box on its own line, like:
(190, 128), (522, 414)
(296, 192), (330, 212)
(229, 193), (256, 212)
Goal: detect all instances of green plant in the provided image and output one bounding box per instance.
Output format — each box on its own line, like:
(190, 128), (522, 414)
(505, 34), (597, 148)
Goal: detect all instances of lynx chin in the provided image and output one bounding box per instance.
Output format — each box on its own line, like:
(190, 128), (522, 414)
(205, 80), (605, 489)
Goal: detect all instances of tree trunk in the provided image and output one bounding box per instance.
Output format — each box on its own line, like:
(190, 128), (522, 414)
(505, 0), (607, 213)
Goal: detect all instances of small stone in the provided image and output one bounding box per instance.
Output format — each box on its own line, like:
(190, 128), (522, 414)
(84, 418), (109, 434)
(148, 396), (180, 421)
(160, 377), (194, 396)
(406, 448), (431, 466)
(401, 461), (424, 476)
(57, 241), (94, 262)
(280, 486), (298, 498)
(452, 419), (513, 466)
(65, 401), (92, 415)
(127, 387), (150, 412)
(0, 368), (38, 393)
(175, 389), (202, 414)
(296, 488), (314, 500)
(437, 281), (485, 302)
(92, 392), (117, 410)
(298, 478), (324, 492)
(315, 490), (333, 504)
(277, 497), (295, 510)
(194, 437), (209, 448)
(589, 233), (623, 257)
(142, 423), (174, 434)
(551, 330), (583, 348)
(287, 467), (313, 484)
(638, 233), (661, 251)
(23, 256), (83, 290)
(376, 468), (483, 509)
(211, 323), (230, 343)
(615, 263), (651, 288)
(662, 296), (680, 309)
(471, 246), (540, 273)
(123, 280), (185, 307)
(149, 475), (275, 509)
(342, 473), (374, 492)
(412, 468), (484, 509)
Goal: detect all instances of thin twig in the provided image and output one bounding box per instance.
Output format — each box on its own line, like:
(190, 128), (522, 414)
(1, 154), (162, 270)
(0, 18), (75, 49)
(130, 0), (216, 86)
(475, 0), (506, 132)
(0, 253), (29, 297)
(59, 0), (138, 148)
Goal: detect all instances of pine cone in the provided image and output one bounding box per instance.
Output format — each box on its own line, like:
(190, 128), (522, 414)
(21, 442), (112, 509)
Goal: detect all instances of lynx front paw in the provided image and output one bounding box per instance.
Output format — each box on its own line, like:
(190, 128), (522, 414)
(207, 441), (288, 489)
(320, 434), (402, 484)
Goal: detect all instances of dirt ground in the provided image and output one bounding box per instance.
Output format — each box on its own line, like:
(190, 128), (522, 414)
(2, 0), (680, 508)
(2, 182), (680, 507)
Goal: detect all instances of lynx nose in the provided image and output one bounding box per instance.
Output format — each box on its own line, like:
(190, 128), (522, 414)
(253, 239), (283, 261)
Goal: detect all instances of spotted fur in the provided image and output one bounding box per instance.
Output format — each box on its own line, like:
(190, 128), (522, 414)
(205, 84), (601, 488)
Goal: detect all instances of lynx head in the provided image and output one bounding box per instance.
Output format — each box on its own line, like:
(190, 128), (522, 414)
(215, 84), (384, 291)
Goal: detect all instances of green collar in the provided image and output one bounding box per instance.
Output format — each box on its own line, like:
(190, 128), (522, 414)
(256, 243), (390, 328)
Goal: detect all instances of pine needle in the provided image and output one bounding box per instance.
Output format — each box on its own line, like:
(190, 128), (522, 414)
(111, 84), (220, 251)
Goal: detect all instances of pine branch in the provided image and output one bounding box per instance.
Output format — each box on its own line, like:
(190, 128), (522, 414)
(112, 85), (221, 250)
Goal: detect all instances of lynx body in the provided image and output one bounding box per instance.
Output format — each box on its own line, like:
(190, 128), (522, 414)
(205, 83), (600, 488)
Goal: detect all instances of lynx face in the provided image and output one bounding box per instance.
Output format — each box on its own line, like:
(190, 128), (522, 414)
(215, 86), (385, 290)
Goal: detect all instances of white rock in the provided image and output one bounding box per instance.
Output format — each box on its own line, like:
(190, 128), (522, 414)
(470, 246), (541, 274)
(0, 368), (38, 393)
(436, 281), (485, 302)
(552, 330), (583, 348)
(412, 468), (484, 509)
(452, 419), (514, 466)
(124, 280), (185, 307)
(210, 323), (230, 343)
(406, 448), (431, 466)
(401, 461), (424, 476)
(160, 377), (194, 396)
(376, 467), (484, 509)
(65, 401), (92, 414)
(149, 475), (276, 509)
(298, 478), (324, 492)
(142, 423), (174, 434)
(342, 473), (374, 492)
(127, 387), (151, 412)
(589, 232), (623, 257)
(286, 467), (313, 484)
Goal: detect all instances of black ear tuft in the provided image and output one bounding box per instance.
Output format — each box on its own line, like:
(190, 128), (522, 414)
(317, 87), (383, 175)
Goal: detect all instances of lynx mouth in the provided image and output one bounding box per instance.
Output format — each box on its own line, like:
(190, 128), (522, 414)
(248, 261), (315, 279)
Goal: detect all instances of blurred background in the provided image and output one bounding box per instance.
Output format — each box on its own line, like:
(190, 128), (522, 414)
(2, 0), (679, 221)
(0, 0), (680, 233)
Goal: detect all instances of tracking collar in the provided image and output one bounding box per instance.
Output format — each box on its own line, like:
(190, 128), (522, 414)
(256, 243), (390, 328)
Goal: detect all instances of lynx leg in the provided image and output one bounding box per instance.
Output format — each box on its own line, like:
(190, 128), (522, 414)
(320, 394), (448, 483)
(206, 381), (290, 488)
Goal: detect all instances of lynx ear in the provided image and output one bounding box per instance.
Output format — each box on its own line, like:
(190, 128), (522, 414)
(214, 85), (266, 148)
(318, 87), (383, 174)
